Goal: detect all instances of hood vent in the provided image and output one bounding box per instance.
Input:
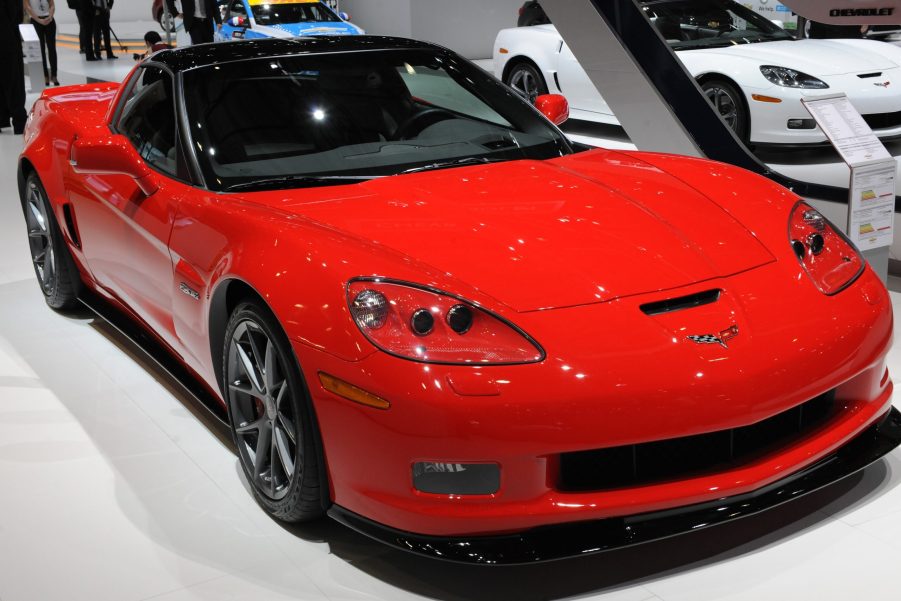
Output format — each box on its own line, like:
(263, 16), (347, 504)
(640, 289), (721, 316)
(858, 72), (883, 78)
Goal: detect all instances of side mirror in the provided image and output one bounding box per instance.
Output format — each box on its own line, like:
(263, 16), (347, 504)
(70, 135), (159, 196)
(339, 11), (350, 20)
(229, 15), (247, 27)
(534, 93), (569, 126)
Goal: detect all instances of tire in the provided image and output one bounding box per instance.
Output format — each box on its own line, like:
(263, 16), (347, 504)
(158, 10), (176, 33)
(223, 301), (325, 522)
(23, 173), (82, 310)
(700, 79), (749, 142)
(505, 60), (549, 104)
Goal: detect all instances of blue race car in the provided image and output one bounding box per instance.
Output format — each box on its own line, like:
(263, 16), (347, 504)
(218, 0), (363, 40)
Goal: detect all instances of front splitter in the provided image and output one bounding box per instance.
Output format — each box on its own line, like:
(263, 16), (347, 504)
(328, 407), (901, 564)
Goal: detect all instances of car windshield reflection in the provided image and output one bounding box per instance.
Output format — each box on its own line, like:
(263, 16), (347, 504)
(183, 48), (572, 192)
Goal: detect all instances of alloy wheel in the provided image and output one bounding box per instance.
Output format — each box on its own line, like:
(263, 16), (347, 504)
(226, 319), (300, 501)
(25, 183), (57, 295)
(704, 85), (740, 130)
(509, 66), (541, 103)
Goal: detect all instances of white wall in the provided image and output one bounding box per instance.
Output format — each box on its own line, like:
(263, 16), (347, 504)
(54, 0), (149, 26)
(342, 0), (523, 58)
(341, 0), (412, 38)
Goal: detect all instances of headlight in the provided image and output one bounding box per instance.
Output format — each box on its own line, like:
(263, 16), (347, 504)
(788, 202), (864, 295)
(760, 66), (829, 89)
(347, 278), (544, 364)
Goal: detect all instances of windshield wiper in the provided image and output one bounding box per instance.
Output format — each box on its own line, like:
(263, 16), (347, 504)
(224, 174), (376, 192)
(672, 42), (736, 51)
(400, 156), (508, 175)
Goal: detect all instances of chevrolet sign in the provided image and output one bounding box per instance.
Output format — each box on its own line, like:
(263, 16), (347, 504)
(829, 8), (895, 16)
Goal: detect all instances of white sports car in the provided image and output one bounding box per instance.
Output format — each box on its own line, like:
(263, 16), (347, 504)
(494, 0), (901, 145)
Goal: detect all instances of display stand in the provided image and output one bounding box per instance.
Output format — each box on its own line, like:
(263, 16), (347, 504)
(802, 94), (895, 277)
(20, 23), (44, 94)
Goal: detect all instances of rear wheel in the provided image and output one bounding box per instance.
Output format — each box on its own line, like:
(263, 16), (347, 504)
(23, 173), (82, 310)
(223, 301), (324, 522)
(700, 79), (749, 142)
(505, 60), (548, 104)
(157, 10), (176, 33)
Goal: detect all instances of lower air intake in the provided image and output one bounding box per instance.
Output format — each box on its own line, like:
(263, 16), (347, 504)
(558, 390), (837, 492)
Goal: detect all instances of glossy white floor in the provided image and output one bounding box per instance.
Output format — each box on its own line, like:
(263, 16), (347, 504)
(2, 47), (901, 601)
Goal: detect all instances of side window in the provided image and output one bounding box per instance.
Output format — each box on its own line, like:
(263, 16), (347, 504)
(116, 66), (178, 176)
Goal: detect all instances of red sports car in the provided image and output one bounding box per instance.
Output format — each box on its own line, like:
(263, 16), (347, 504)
(17, 37), (901, 564)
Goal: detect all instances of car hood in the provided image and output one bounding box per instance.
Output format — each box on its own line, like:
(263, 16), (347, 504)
(275, 152), (775, 312)
(687, 39), (899, 76)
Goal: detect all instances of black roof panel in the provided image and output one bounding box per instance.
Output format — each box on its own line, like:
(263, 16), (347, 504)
(149, 36), (447, 72)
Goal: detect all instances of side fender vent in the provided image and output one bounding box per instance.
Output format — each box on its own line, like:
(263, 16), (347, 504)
(62, 203), (81, 249)
(640, 289), (721, 316)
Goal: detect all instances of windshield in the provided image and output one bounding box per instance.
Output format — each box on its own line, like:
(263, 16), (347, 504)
(643, 0), (794, 50)
(249, 0), (339, 25)
(183, 48), (572, 191)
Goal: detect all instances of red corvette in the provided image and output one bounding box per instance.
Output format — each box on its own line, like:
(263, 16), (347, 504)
(17, 37), (901, 564)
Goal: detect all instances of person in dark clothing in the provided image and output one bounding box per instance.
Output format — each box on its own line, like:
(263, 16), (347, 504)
(24, 0), (60, 85)
(64, 0), (84, 52)
(76, 0), (96, 59)
(807, 21), (869, 39)
(92, 0), (115, 59)
(167, 0), (220, 45)
(0, 0), (28, 134)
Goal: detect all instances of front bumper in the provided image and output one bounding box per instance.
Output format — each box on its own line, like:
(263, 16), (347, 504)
(329, 407), (901, 564)
(748, 74), (901, 144)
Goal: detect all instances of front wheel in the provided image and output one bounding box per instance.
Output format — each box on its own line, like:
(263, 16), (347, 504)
(700, 79), (749, 143)
(505, 61), (548, 104)
(23, 173), (82, 310)
(223, 301), (325, 522)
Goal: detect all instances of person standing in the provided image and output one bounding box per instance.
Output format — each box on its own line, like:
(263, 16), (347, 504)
(807, 21), (869, 39)
(91, 0), (115, 59)
(24, 0), (59, 85)
(77, 0), (96, 60)
(0, 0), (28, 134)
(167, 0), (220, 45)
(64, 0), (83, 52)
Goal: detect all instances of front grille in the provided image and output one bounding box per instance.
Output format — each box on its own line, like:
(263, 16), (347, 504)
(558, 390), (837, 492)
(863, 111), (901, 130)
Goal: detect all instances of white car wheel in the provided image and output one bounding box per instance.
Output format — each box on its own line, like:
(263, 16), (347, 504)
(506, 61), (548, 104)
(701, 79), (749, 141)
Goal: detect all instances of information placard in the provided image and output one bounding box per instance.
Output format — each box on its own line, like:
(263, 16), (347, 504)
(849, 161), (896, 251)
(802, 94), (892, 166)
(802, 93), (895, 251)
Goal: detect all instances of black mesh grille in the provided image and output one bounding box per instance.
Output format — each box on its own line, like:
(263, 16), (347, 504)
(558, 391), (837, 492)
(863, 111), (901, 130)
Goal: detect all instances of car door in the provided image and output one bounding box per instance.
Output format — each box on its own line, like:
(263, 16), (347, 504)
(555, 38), (614, 118)
(67, 65), (183, 348)
(219, 0), (249, 40)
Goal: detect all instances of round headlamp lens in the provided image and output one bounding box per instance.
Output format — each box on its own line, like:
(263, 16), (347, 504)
(808, 233), (825, 255)
(447, 304), (474, 334)
(351, 289), (389, 329)
(410, 308), (435, 336)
